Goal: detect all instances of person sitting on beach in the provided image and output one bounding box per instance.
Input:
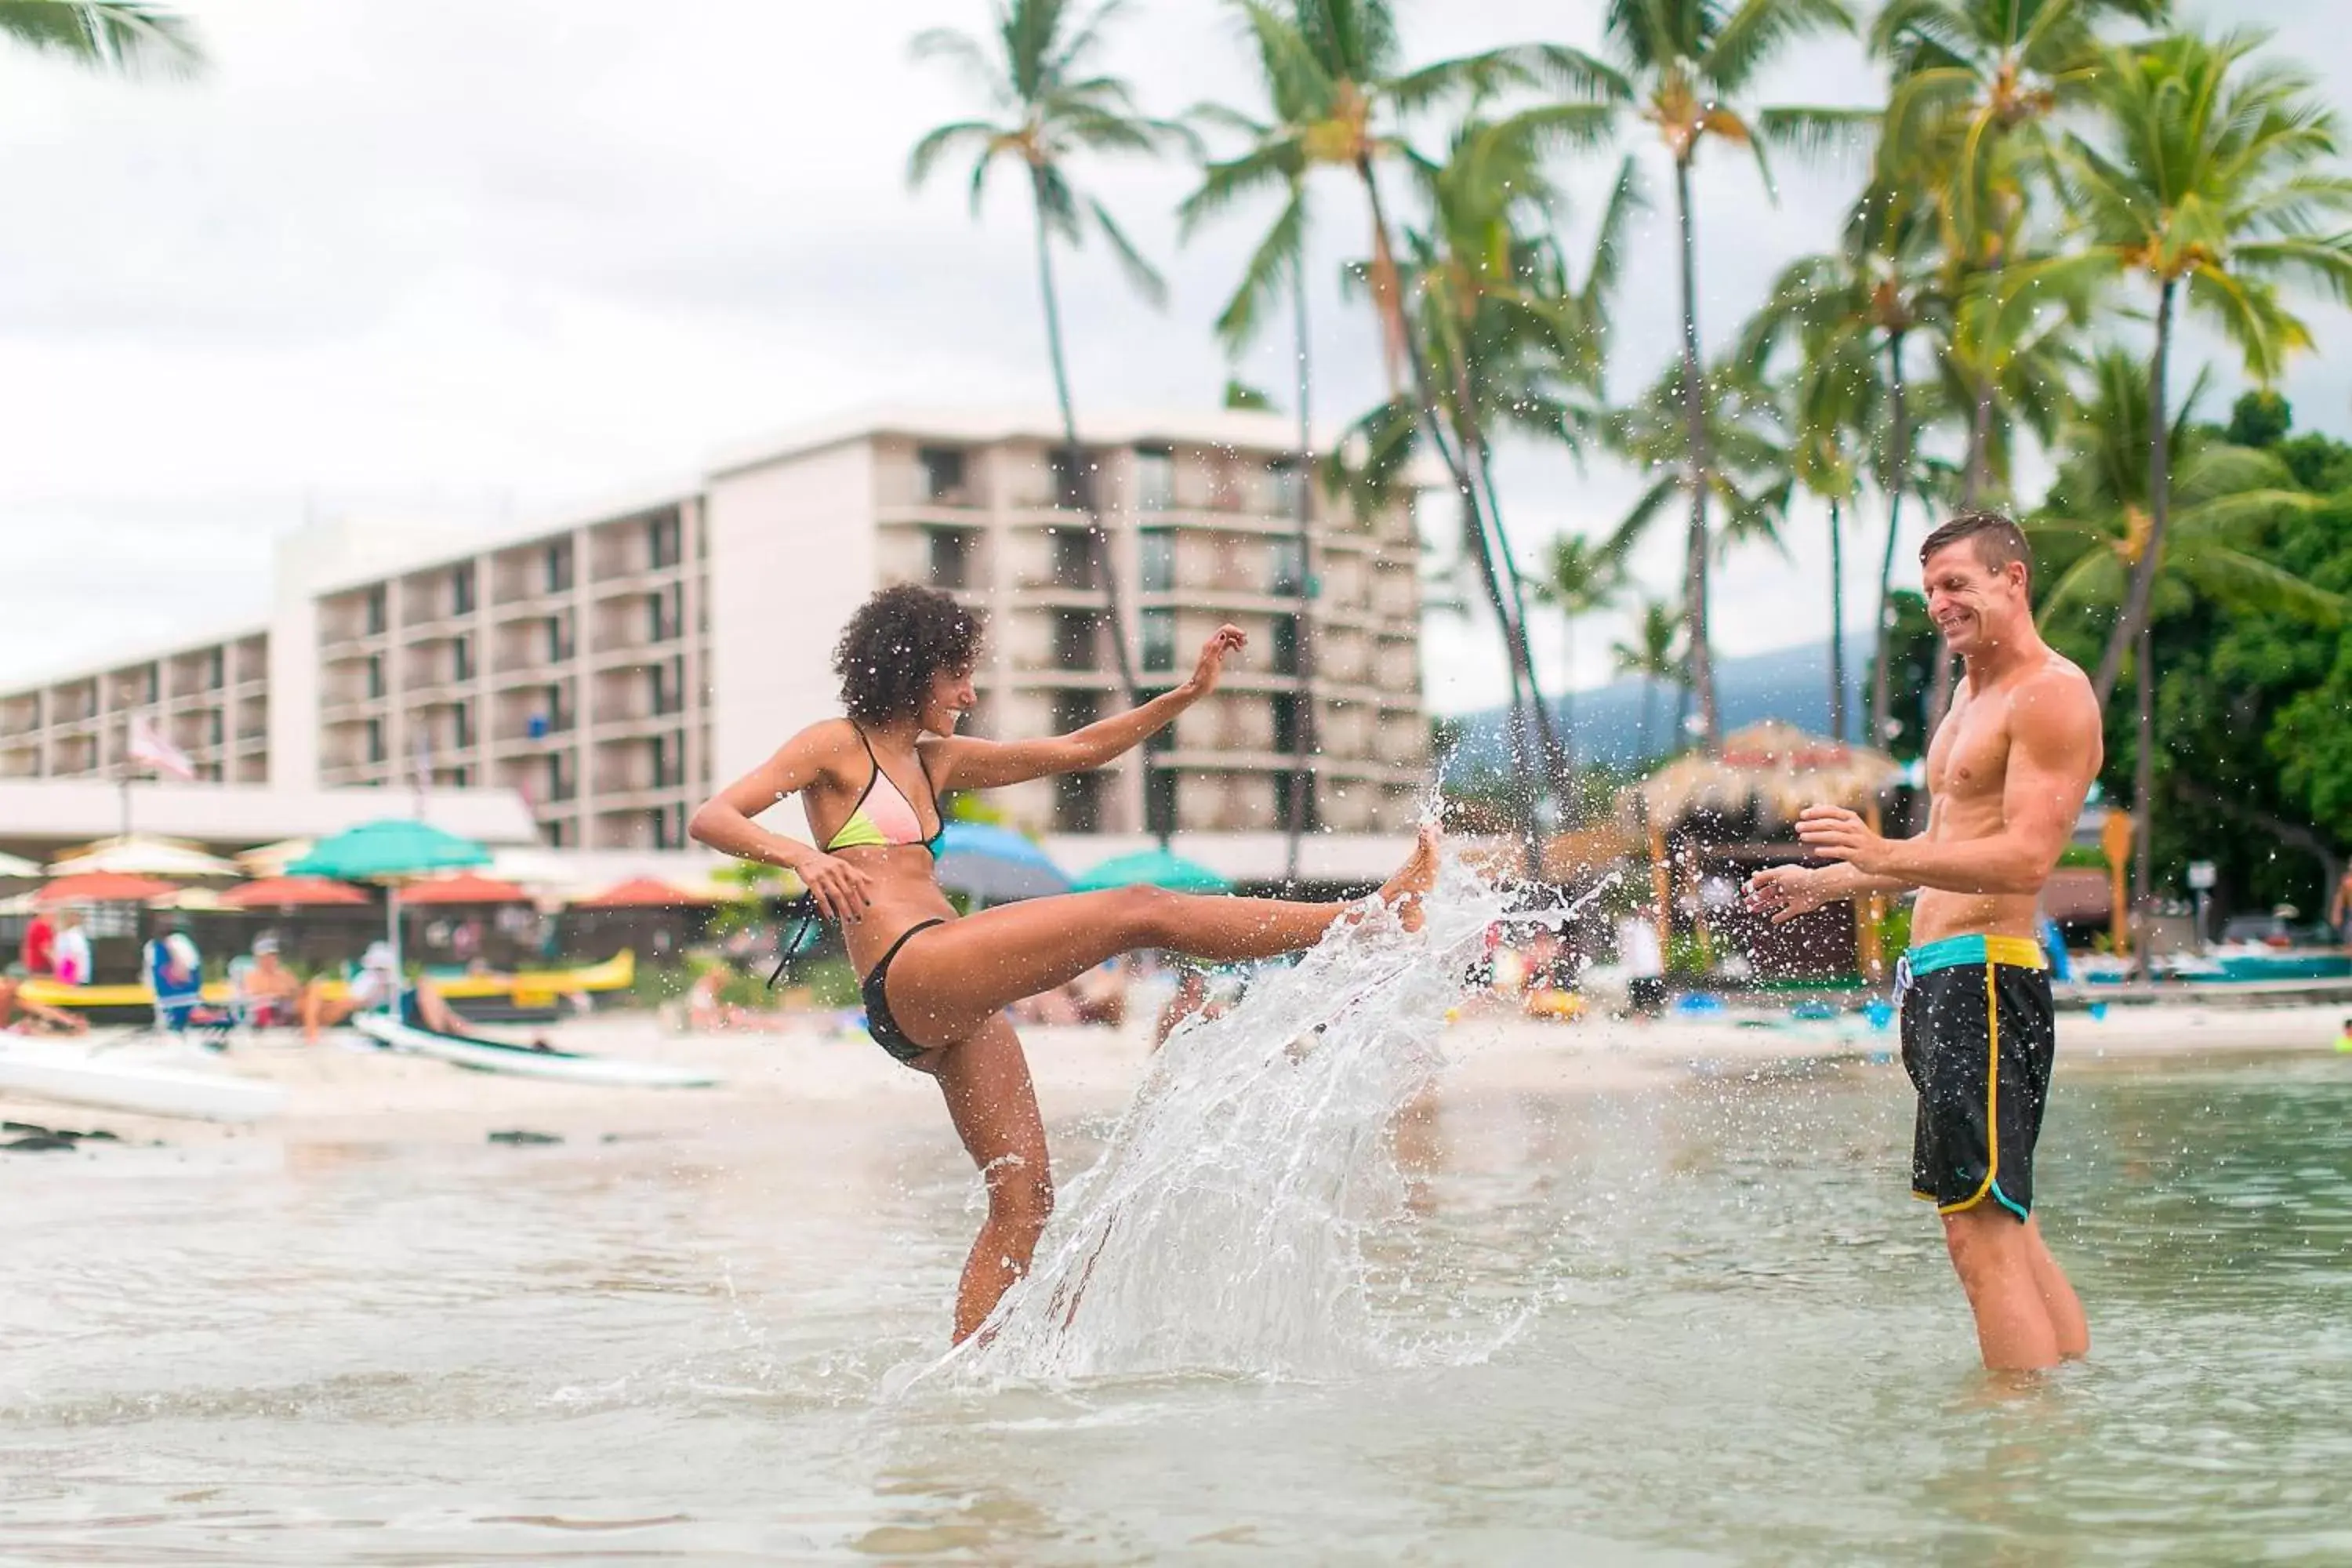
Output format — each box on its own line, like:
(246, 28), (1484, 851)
(689, 583), (1438, 1344)
(142, 916), (206, 1035)
(299, 942), (470, 1042)
(1747, 511), (2100, 1373)
(232, 935), (303, 1029)
(0, 969), (89, 1035)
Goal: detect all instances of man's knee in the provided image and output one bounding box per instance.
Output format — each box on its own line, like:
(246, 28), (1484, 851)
(1942, 1208), (2029, 1278)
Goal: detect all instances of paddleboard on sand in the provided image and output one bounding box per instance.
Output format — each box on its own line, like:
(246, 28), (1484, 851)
(0, 1039), (286, 1123)
(350, 1013), (719, 1089)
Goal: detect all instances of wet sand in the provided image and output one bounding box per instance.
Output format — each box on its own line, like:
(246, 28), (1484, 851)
(7, 1000), (2341, 1150)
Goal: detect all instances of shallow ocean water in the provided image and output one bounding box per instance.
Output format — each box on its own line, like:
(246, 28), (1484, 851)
(2, 1047), (2347, 1564)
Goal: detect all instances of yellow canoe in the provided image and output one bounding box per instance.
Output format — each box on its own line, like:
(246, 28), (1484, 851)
(20, 950), (637, 1011)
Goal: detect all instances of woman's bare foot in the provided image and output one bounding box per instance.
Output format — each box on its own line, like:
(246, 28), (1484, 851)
(1379, 825), (1441, 932)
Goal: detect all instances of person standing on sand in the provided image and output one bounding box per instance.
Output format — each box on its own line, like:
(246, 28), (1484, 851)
(20, 907), (56, 977)
(50, 909), (92, 987)
(1746, 512), (2102, 1373)
(689, 584), (1439, 1344)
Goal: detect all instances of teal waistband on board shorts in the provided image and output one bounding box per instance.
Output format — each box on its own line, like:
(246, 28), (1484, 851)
(1904, 934), (2049, 978)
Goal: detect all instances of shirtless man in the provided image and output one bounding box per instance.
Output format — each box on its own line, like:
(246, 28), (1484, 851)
(1746, 511), (2103, 1371)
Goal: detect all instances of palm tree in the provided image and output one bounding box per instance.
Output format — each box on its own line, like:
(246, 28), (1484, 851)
(0, 2), (201, 74)
(1613, 598), (1686, 764)
(1183, 0), (1613, 830)
(908, 0), (1190, 724)
(2027, 347), (2343, 964)
(2039, 28), (2352, 707)
(1603, 359), (1793, 585)
(1330, 117), (1635, 840)
(1549, 0), (1871, 750)
(1527, 532), (1628, 764)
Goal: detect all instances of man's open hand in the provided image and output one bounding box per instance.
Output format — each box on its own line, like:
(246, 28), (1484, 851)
(1744, 863), (1836, 924)
(1795, 805), (1895, 876)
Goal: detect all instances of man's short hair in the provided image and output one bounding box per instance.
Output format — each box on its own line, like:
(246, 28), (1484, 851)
(1920, 510), (2032, 588)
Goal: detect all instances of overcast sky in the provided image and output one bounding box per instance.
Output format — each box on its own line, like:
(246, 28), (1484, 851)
(2, 0), (2345, 717)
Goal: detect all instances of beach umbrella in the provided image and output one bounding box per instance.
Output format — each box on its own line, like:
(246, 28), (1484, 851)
(397, 871), (530, 906)
(237, 838), (314, 879)
(0, 849), (41, 878)
(220, 876), (370, 910)
(289, 819), (492, 978)
(35, 870), (177, 906)
(48, 833), (238, 879)
(150, 885), (234, 913)
(1071, 847), (1231, 895)
(935, 822), (1070, 903)
(572, 876), (719, 908)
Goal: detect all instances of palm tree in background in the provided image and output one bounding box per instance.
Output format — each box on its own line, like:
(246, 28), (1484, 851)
(1527, 532), (1628, 775)
(1743, 194), (1946, 749)
(0, 2), (201, 74)
(907, 0), (1190, 728)
(1330, 115), (1635, 839)
(1182, 0), (1612, 834)
(1613, 598), (1686, 764)
(2027, 348), (2342, 960)
(1550, 0), (1871, 751)
(2035, 28), (2352, 710)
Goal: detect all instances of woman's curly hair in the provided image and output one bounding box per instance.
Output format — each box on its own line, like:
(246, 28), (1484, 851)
(832, 584), (982, 722)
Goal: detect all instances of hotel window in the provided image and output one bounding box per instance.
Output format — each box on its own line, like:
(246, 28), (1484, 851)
(205, 648), (225, 691)
(365, 655), (385, 699)
(1136, 446), (1176, 512)
(919, 446), (970, 504)
(545, 539), (575, 593)
(1271, 614), (1301, 675)
(1269, 538), (1305, 597)
(365, 586), (387, 635)
(1145, 768), (1178, 836)
(452, 635), (474, 683)
(655, 802), (688, 849)
(1052, 771), (1102, 833)
(1141, 608), (1176, 673)
(1276, 771), (1319, 831)
(1049, 448), (1095, 510)
(1051, 610), (1099, 672)
(927, 528), (972, 590)
(649, 511), (683, 570)
(452, 563), (477, 616)
(365, 719), (385, 764)
(1268, 457), (1305, 518)
(1049, 527), (1098, 588)
(1139, 528), (1174, 592)
(549, 612), (575, 663)
(1272, 691), (1302, 753)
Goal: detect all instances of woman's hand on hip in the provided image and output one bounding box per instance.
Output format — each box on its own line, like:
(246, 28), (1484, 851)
(795, 852), (877, 924)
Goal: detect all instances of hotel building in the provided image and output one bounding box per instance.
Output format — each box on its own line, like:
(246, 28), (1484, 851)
(1, 408), (1430, 874)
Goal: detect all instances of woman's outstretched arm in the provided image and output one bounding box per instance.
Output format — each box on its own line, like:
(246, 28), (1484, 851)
(688, 720), (875, 922)
(933, 625), (1245, 792)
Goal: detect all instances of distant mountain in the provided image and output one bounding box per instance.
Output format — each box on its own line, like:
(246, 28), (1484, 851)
(1440, 637), (1880, 782)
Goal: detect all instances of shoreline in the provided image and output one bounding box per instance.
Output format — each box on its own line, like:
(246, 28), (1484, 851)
(5, 1001), (2342, 1153)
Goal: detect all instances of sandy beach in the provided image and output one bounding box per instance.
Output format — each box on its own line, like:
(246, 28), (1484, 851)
(8, 1000), (2341, 1151)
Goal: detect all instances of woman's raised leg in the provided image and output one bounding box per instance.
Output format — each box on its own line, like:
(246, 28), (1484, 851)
(887, 827), (1438, 1051)
(924, 1012), (1054, 1342)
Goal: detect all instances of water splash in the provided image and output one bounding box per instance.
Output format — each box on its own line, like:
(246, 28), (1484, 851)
(923, 849), (1614, 1387)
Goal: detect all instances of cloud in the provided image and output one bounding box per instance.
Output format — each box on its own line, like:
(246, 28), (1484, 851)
(1, 0), (2347, 715)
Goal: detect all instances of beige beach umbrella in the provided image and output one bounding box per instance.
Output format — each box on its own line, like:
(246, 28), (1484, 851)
(48, 833), (238, 880)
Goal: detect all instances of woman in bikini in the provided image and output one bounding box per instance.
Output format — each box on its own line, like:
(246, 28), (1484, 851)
(691, 584), (1439, 1342)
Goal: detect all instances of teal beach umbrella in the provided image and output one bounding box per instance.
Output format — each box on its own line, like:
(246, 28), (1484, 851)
(289, 819), (492, 982)
(1070, 848), (1232, 895)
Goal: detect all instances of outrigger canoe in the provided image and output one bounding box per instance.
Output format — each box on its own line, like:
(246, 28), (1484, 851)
(349, 1011), (717, 1089)
(19, 950), (637, 1018)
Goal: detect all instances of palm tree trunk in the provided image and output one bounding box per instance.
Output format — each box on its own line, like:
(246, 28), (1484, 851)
(1673, 157), (1719, 750)
(1283, 255), (1317, 886)
(1930, 376), (1994, 732)
(2094, 279), (2177, 706)
(1030, 168), (1150, 833)
(1639, 676), (1657, 762)
(1356, 155), (1559, 837)
(1867, 332), (1910, 749)
(1471, 435), (1575, 822)
(2132, 623), (2154, 980)
(1828, 495), (1847, 744)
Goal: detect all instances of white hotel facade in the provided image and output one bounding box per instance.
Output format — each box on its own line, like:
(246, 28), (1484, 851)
(1, 408), (1430, 879)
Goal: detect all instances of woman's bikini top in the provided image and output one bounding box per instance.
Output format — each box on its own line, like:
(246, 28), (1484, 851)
(824, 723), (946, 858)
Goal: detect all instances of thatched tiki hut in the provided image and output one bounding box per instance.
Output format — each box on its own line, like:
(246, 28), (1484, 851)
(1628, 722), (1907, 983)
